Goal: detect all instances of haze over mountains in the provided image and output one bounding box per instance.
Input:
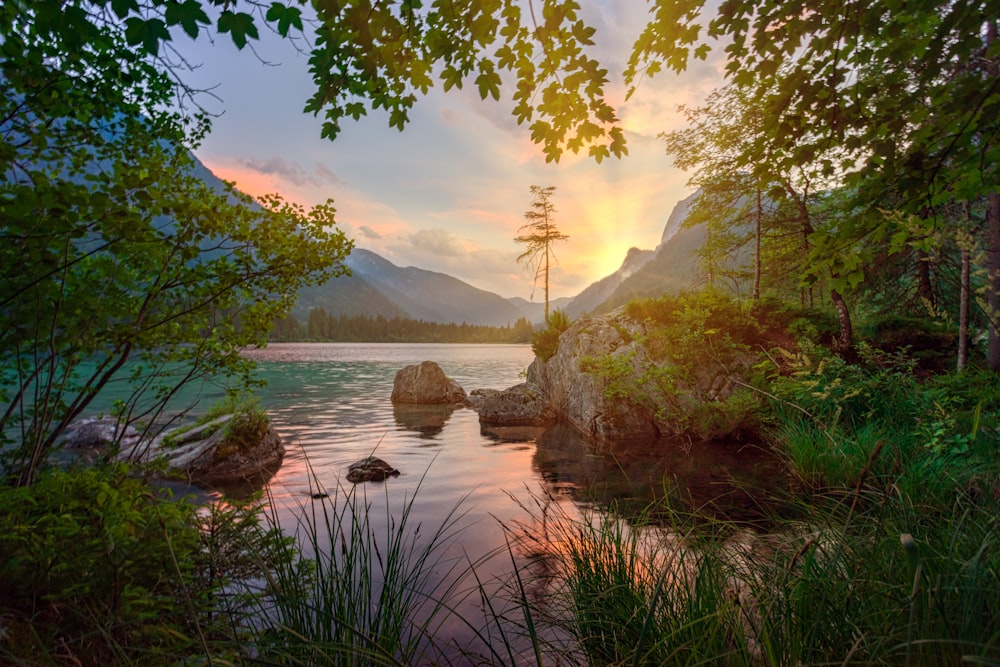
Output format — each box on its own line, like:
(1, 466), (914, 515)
(294, 190), (706, 327)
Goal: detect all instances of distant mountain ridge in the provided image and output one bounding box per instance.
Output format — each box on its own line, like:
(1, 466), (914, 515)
(292, 191), (709, 327)
(294, 248), (530, 327)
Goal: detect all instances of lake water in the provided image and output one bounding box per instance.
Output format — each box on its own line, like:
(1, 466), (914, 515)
(197, 342), (785, 658)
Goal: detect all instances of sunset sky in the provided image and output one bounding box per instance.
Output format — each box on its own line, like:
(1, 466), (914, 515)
(182, 2), (726, 300)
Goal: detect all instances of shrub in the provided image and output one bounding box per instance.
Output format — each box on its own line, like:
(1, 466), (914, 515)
(0, 466), (210, 664)
(0, 465), (292, 665)
(531, 309), (571, 361)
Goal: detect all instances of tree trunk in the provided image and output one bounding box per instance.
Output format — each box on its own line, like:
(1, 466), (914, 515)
(544, 245), (550, 325)
(753, 186), (762, 300)
(988, 192), (1000, 372)
(959, 247), (970, 372)
(830, 288), (853, 354)
(916, 249), (935, 308)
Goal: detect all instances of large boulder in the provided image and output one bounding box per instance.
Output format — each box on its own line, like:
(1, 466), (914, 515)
(529, 312), (660, 442)
(477, 383), (555, 427)
(529, 309), (761, 442)
(391, 361), (466, 404)
(118, 414), (284, 484)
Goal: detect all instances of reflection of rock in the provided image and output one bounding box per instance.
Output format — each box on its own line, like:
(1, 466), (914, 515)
(391, 361), (466, 404)
(532, 424), (787, 524)
(346, 456), (400, 483)
(118, 414), (284, 486)
(477, 383), (556, 427)
(392, 403), (456, 438)
(480, 424), (548, 443)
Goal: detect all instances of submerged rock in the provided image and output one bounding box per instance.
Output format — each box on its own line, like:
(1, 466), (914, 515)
(391, 361), (466, 404)
(346, 456), (400, 483)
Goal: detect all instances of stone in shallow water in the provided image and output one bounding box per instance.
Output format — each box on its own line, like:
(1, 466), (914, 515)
(346, 456), (400, 483)
(390, 360), (466, 404)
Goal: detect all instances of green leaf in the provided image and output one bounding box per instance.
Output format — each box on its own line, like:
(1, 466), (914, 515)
(217, 11), (259, 49)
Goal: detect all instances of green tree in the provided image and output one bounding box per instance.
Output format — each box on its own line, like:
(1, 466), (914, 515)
(11, 1), (1000, 370)
(1, 2), (353, 485)
(515, 185), (569, 325)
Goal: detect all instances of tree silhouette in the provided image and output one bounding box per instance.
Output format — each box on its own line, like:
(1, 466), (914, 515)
(515, 186), (569, 325)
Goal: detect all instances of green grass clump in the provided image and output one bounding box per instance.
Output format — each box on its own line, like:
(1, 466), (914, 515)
(504, 485), (1000, 666)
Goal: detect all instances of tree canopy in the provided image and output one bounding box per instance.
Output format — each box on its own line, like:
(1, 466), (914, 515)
(1, 0), (353, 484)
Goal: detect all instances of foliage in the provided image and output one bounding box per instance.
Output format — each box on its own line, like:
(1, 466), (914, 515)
(506, 485), (1000, 666)
(531, 308), (571, 361)
(515, 186), (570, 325)
(0, 465), (271, 664)
(581, 291), (776, 439)
(1, 2), (353, 485)
(249, 480), (488, 665)
(769, 341), (1000, 496)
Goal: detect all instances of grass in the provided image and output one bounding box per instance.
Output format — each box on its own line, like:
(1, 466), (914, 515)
(239, 470), (514, 666)
(499, 482), (1000, 666)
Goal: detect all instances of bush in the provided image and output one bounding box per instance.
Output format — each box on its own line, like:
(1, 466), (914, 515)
(0, 465), (292, 665)
(531, 309), (571, 361)
(0, 466), (209, 663)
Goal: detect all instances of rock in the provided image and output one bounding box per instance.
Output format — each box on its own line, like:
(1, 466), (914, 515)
(465, 388), (501, 410)
(118, 414), (284, 484)
(529, 312), (660, 442)
(477, 383), (555, 427)
(529, 309), (760, 442)
(59, 417), (141, 449)
(391, 361), (466, 404)
(346, 456), (400, 483)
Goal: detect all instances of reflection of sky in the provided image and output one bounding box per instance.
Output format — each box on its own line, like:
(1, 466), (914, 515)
(176, 2), (727, 299)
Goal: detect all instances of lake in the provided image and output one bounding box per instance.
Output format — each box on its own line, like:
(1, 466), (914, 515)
(201, 342), (785, 657)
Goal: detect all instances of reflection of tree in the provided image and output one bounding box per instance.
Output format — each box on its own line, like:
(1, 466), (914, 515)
(392, 404), (456, 439)
(532, 425), (787, 525)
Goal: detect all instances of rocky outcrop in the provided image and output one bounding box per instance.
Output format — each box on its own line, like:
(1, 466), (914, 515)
(391, 361), (466, 404)
(528, 310), (758, 442)
(59, 417), (141, 450)
(346, 456), (400, 483)
(477, 383), (555, 427)
(528, 313), (659, 442)
(117, 414), (284, 484)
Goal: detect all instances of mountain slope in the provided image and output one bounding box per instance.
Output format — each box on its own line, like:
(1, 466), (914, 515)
(299, 248), (530, 327)
(507, 296), (574, 324)
(591, 223), (707, 313)
(564, 247), (656, 318)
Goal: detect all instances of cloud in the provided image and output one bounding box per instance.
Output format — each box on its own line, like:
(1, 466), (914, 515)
(358, 225), (383, 239)
(406, 228), (470, 257)
(239, 156), (342, 188)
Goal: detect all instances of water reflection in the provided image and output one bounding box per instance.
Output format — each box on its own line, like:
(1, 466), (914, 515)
(533, 423), (788, 525)
(392, 403), (456, 438)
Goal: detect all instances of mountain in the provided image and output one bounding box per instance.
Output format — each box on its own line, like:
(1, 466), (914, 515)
(563, 247), (656, 318)
(564, 191), (705, 317)
(506, 296), (574, 324)
(587, 223), (706, 313)
(295, 248), (530, 327)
